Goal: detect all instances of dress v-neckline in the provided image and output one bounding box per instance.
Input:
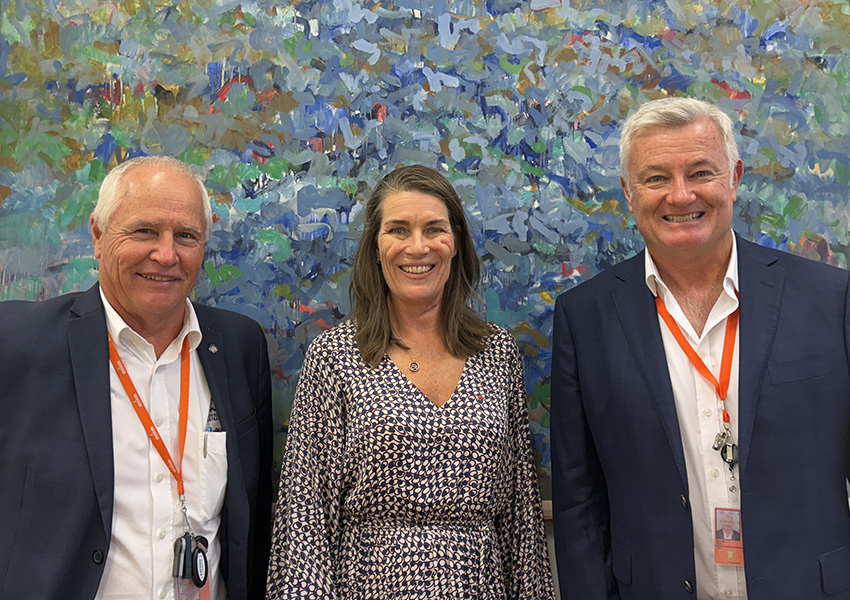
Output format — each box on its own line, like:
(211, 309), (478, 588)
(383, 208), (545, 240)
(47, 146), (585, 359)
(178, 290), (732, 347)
(386, 354), (469, 409)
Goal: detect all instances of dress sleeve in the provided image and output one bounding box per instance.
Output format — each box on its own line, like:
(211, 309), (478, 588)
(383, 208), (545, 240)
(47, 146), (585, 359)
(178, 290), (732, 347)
(494, 334), (556, 600)
(266, 334), (346, 599)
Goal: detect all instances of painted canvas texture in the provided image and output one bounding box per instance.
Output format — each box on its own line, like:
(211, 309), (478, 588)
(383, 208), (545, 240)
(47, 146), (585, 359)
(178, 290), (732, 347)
(1, 0), (849, 500)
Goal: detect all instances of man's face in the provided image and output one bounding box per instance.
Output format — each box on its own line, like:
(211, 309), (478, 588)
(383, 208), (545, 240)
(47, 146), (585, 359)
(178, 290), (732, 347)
(621, 119), (744, 264)
(91, 164), (206, 333)
(721, 514), (735, 533)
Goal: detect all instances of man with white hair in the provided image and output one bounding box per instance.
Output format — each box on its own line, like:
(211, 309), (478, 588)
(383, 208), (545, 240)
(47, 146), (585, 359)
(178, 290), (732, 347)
(0, 157), (272, 600)
(551, 97), (850, 599)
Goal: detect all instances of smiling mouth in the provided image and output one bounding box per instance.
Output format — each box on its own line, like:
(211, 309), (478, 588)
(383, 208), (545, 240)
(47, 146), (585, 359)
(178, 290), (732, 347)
(664, 212), (704, 223)
(140, 274), (179, 282)
(400, 265), (434, 274)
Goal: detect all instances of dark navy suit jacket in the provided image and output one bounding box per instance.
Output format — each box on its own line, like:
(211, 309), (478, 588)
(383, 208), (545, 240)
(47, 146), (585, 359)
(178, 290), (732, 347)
(551, 235), (850, 599)
(0, 285), (273, 600)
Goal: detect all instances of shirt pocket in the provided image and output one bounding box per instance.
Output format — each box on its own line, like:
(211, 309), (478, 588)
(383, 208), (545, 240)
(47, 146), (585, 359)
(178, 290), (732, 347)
(199, 431), (228, 523)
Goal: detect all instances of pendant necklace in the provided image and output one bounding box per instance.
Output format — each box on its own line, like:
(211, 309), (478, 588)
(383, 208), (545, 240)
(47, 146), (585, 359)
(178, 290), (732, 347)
(400, 332), (439, 372)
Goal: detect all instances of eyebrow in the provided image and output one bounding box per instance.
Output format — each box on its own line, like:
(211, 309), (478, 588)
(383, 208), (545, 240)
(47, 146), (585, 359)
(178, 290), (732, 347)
(638, 158), (721, 176)
(383, 218), (450, 227)
(127, 220), (204, 235)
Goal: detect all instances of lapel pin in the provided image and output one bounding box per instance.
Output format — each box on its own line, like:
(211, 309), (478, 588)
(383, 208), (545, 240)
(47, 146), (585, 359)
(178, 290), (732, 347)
(208, 344), (219, 354)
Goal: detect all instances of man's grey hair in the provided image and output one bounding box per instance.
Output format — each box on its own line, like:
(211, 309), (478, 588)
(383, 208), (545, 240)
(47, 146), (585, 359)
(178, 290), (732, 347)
(619, 97), (740, 190)
(92, 156), (213, 239)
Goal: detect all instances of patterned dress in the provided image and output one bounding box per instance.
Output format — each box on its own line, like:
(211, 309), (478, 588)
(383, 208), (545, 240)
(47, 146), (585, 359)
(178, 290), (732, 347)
(266, 321), (554, 599)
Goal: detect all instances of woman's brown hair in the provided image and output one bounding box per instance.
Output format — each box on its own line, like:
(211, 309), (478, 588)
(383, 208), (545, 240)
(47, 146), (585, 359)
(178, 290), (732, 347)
(350, 165), (489, 367)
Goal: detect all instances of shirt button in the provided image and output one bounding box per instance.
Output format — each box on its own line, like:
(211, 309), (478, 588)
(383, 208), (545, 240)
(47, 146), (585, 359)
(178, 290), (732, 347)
(724, 590), (733, 597)
(156, 474), (165, 483)
(680, 495), (689, 510)
(159, 590), (167, 599)
(729, 485), (738, 493)
(92, 550), (104, 564)
(155, 417), (163, 427)
(711, 469), (720, 478)
(158, 530), (166, 540)
(684, 580), (694, 593)
(703, 408), (712, 417)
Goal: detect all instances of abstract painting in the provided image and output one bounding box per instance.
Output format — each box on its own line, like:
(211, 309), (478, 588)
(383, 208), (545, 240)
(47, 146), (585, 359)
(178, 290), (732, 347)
(1, 0), (848, 499)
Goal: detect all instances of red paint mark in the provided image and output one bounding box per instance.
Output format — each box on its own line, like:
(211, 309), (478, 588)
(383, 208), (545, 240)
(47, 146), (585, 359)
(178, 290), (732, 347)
(98, 78), (123, 106)
(295, 303), (316, 315)
(657, 29), (677, 41)
(560, 263), (588, 278)
(215, 74), (256, 101)
(569, 32), (587, 46)
(374, 103), (386, 122)
(252, 151), (269, 164)
(307, 137), (324, 153)
(255, 88), (277, 104)
(712, 79), (751, 100)
(212, 214), (220, 223)
(273, 366), (293, 381)
(135, 81), (145, 95)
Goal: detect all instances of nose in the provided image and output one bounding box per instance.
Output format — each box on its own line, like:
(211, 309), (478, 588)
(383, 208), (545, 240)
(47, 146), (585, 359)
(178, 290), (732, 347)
(669, 174), (695, 204)
(406, 230), (430, 255)
(150, 234), (179, 265)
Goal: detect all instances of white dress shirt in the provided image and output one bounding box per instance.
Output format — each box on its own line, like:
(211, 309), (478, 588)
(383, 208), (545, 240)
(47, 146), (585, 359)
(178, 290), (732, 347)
(96, 290), (227, 600)
(644, 236), (748, 600)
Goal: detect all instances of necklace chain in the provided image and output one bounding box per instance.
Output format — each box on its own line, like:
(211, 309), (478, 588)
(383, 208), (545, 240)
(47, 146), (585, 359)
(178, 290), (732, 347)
(398, 332), (439, 372)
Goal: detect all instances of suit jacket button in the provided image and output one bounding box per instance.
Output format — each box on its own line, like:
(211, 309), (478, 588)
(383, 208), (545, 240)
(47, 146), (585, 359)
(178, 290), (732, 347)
(684, 580), (694, 593)
(92, 550), (104, 564)
(680, 495), (689, 510)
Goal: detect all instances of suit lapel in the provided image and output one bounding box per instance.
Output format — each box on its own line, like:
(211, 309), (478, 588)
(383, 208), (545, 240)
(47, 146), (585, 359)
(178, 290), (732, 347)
(736, 236), (784, 474)
(610, 254), (689, 490)
(67, 285), (114, 539)
(195, 308), (249, 535)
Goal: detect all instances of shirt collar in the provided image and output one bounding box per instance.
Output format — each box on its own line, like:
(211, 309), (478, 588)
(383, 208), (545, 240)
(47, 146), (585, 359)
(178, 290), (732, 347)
(99, 288), (203, 363)
(644, 233), (739, 302)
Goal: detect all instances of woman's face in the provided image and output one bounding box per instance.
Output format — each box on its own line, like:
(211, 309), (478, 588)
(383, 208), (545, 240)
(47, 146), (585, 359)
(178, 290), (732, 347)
(377, 190), (457, 312)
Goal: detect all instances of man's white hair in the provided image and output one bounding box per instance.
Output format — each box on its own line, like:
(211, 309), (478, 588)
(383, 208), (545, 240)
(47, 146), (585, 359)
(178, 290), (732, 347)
(619, 97), (740, 191)
(92, 156), (212, 239)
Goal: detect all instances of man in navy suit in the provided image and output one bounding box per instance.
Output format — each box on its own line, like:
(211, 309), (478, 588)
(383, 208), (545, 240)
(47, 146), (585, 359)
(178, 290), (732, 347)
(0, 157), (272, 599)
(551, 98), (850, 599)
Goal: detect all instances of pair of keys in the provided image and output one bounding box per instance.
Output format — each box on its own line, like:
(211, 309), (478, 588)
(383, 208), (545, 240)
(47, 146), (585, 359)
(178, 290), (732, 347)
(173, 532), (208, 588)
(712, 430), (738, 471)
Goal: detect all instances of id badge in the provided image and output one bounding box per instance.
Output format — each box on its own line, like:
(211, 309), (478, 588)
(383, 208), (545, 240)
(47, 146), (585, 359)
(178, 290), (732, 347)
(176, 578), (201, 600)
(714, 507), (744, 565)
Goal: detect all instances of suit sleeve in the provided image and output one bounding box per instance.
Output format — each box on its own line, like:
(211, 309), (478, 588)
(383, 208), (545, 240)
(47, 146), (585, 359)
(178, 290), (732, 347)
(266, 335), (345, 599)
(844, 274), (850, 486)
(493, 335), (555, 599)
(551, 292), (620, 600)
(250, 322), (274, 600)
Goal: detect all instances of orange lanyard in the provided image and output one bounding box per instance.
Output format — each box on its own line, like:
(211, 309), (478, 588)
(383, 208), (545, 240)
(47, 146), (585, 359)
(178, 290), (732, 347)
(107, 332), (191, 496)
(655, 295), (738, 424)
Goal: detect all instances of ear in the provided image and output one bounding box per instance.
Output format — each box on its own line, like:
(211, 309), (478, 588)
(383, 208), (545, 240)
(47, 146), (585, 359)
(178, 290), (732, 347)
(91, 215), (104, 259)
(621, 176), (634, 212)
(731, 159), (744, 191)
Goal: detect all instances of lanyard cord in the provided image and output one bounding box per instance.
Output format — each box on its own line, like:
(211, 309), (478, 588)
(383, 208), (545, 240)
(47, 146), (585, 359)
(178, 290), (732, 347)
(655, 295), (738, 426)
(107, 332), (191, 496)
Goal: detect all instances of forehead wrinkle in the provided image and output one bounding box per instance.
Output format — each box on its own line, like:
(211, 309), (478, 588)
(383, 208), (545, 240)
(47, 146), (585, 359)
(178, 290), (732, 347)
(383, 217), (450, 226)
(637, 157), (723, 177)
(121, 218), (204, 235)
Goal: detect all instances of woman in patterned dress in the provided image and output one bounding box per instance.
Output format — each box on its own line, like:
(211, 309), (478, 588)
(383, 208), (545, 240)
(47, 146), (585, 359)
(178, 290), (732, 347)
(266, 165), (554, 599)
